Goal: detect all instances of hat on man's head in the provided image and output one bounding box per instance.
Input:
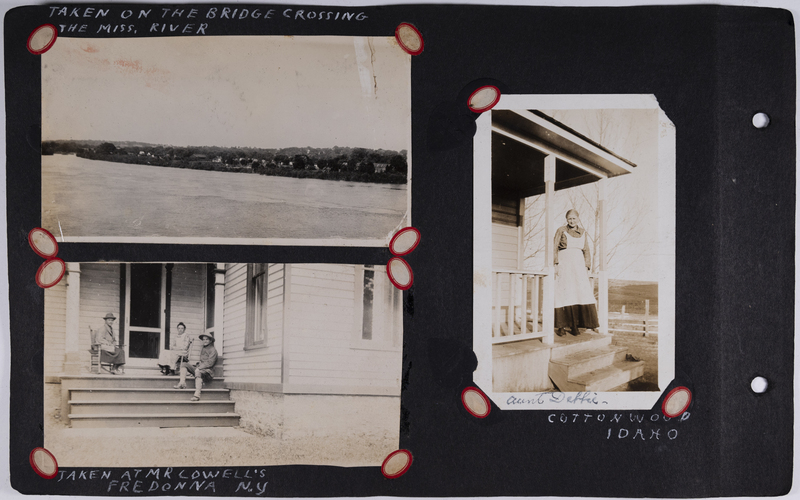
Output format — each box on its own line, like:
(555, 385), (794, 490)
(198, 333), (215, 343)
(103, 312), (117, 320)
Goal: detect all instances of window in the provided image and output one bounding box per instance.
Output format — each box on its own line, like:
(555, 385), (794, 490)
(354, 265), (402, 350)
(362, 266), (375, 340)
(245, 263), (269, 349)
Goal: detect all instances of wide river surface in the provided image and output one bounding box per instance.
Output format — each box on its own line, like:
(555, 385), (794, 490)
(42, 155), (408, 241)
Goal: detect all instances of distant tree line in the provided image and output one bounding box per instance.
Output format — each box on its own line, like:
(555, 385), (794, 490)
(42, 141), (408, 185)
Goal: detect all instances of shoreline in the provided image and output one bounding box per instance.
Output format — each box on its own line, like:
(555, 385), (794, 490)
(43, 149), (409, 186)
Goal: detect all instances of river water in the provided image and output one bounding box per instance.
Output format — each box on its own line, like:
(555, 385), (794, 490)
(42, 155), (408, 241)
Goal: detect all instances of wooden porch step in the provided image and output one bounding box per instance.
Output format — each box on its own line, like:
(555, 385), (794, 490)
(566, 360), (646, 392)
(60, 375), (226, 389)
(69, 388), (231, 402)
(68, 413), (241, 428)
(549, 334), (613, 360)
(69, 400), (235, 415)
(548, 346), (628, 379)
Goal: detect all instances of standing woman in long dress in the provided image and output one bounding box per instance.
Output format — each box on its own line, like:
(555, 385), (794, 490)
(554, 209), (599, 336)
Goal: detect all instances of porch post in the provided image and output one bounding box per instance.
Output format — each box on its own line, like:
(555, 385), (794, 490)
(598, 178), (609, 334)
(63, 263), (83, 374)
(214, 264), (226, 358)
(517, 198), (525, 270)
(542, 155), (556, 344)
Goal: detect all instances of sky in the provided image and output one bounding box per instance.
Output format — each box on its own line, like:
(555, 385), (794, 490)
(42, 36), (411, 151)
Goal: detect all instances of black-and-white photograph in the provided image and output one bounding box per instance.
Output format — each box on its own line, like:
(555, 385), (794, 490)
(473, 95), (675, 409)
(41, 36), (410, 245)
(43, 262), (403, 467)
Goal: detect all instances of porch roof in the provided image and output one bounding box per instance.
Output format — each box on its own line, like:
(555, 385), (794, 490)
(492, 110), (636, 199)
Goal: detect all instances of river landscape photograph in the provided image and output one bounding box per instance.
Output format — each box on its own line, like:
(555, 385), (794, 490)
(41, 36), (411, 244)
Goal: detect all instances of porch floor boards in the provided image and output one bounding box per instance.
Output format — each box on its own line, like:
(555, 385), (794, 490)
(493, 331), (611, 357)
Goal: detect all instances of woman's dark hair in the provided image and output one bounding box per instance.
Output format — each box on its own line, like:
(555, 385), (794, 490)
(566, 209), (579, 219)
(177, 322), (186, 329)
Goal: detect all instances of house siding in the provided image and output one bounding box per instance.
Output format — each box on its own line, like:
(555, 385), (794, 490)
(492, 222), (520, 270)
(43, 277), (67, 376)
(222, 263), (284, 385)
(285, 264), (401, 394)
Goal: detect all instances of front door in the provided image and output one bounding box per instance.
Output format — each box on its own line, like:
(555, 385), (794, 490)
(124, 263), (165, 367)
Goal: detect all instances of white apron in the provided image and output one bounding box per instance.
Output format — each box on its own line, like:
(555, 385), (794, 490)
(554, 230), (596, 308)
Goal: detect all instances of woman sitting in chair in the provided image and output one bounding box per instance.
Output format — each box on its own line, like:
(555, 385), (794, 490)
(99, 312), (126, 375)
(157, 322), (193, 375)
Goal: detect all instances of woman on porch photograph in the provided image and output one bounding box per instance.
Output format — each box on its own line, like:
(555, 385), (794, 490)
(98, 312), (126, 374)
(157, 322), (193, 376)
(554, 209), (599, 337)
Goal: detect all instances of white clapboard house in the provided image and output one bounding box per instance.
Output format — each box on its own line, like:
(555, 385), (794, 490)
(486, 110), (646, 392)
(44, 263), (402, 440)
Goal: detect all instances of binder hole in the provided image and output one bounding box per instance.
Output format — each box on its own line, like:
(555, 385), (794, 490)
(752, 112), (770, 129)
(750, 376), (768, 394)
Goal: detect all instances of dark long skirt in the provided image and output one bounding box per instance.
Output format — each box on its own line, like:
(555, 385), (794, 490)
(100, 347), (126, 365)
(555, 304), (599, 329)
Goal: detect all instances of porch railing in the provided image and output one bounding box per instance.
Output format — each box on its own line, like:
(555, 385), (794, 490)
(492, 269), (549, 344)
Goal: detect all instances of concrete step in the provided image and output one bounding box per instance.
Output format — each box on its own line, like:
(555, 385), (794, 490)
(69, 388), (231, 402)
(69, 400), (236, 415)
(68, 413), (241, 428)
(549, 346), (628, 379)
(549, 333), (613, 360)
(566, 360), (646, 392)
(60, 375), (226, 389)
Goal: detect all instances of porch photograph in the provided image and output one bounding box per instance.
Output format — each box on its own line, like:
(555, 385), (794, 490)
(43, 262), (403, 467)
(473, 95), (675, 407)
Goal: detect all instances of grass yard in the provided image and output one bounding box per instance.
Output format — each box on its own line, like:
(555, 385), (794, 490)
(607, 279), (658, 315)
(606, 280), (659, 391)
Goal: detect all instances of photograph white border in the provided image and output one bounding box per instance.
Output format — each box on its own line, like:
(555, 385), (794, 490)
(473, 94), (676, 410)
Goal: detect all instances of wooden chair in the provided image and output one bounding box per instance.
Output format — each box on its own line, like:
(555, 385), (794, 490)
(88, 327), (123, 375)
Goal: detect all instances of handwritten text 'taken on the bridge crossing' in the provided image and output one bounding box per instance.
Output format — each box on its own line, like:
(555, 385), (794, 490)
(47, 5), (370, 35)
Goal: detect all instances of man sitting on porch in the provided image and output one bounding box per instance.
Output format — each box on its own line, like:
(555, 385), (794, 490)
(173, 333), (217, 401)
